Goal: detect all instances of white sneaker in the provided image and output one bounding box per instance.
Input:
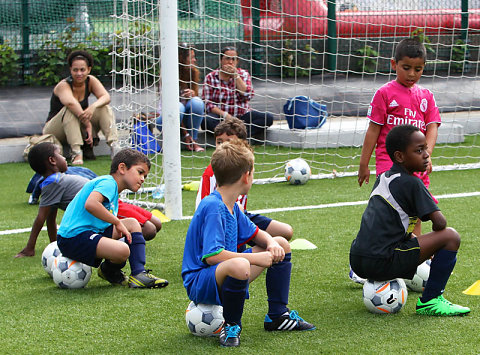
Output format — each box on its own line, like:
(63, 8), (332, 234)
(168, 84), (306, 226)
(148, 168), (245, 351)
(28, 194), (39, 205)
(349, 267), (366, 285)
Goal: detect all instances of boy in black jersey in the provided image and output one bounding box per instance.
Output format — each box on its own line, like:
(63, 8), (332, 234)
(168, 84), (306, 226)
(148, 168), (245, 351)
(350, 124), (470, 316)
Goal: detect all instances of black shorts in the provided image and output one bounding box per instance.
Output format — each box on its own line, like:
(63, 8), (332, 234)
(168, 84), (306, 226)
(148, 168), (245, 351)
(57, 225), (113, 268)
(350, 237), (420, 281)
(245, 211), (272, 231)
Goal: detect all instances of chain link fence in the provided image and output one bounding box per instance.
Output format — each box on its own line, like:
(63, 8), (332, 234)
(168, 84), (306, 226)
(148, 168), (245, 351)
(1, 0), (479, 86)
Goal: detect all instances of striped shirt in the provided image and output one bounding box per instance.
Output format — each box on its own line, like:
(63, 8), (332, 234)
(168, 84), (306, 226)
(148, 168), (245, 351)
(195, 164), (247, 211)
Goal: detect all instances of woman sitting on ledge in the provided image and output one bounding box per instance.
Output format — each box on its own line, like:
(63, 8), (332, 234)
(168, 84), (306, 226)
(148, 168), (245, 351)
(42, 50), (117, 165)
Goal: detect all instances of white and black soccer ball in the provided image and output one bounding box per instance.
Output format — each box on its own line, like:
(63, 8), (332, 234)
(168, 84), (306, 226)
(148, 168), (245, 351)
(185, 301), (224, 337)
(363, 278), (408, 314)
(41, 241), (62, 277)
(285, 158), (311, 185)
(404, 260), (431, 293)
(52, 255), (92, 289)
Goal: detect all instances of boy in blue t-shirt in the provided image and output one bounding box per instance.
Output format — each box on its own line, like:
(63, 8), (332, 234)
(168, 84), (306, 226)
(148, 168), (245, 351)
(182, 139), (315, 348)
(57, 148), (168, 289)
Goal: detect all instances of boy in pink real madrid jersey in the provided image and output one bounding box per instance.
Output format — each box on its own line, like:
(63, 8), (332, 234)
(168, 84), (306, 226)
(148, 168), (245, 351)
(350, 38), (441, 285)
(358, 38), (441, 232)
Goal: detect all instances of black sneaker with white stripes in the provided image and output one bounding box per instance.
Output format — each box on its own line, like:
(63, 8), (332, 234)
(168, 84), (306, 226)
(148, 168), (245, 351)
(264, 310), (316, 331)
(219, 324), (241, 347)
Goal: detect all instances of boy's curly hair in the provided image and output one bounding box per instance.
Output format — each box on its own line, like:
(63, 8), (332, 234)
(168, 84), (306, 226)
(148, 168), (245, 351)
(386, 124), (420, 162)
(211, 138), (254, 186)
(214, 117), (247, 140)
(28, 142), (57, 175)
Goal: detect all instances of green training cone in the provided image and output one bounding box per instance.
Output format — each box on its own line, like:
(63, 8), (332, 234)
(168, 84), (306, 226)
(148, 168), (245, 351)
(289, 238), (317, 250)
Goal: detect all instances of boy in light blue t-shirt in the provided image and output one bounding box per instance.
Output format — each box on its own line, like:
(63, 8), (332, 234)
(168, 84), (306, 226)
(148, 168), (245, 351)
(57, 148), (168, 289)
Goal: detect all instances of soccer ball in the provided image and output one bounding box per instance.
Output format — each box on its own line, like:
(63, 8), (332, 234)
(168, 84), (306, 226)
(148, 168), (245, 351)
(404, 260), (431, 293)
(41, 241), (61, 277)
(285, 158), (311, 185)
(363, 278), (408, 314)
(185, 301), (224, 337)
(51, 255), (92, 289)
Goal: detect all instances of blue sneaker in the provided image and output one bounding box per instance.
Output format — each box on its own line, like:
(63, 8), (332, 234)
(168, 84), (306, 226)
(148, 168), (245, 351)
(264, 310), (316, 331)
(219, 324), (241, 347)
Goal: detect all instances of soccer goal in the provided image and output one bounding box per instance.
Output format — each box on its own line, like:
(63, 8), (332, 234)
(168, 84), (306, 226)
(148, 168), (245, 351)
(112, 0), (480, 219)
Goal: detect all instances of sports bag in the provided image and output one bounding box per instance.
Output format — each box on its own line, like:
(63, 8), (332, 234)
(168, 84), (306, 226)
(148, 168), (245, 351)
(283, 96), (328, 129)
(131, 113), (161, 155)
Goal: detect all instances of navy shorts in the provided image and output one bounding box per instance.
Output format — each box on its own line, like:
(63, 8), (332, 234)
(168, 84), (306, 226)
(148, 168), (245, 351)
(57, 225), (113, 268)
(245, 211), (272, 231)
(350, 237), (420, 281)
(185, 249), (252, 305)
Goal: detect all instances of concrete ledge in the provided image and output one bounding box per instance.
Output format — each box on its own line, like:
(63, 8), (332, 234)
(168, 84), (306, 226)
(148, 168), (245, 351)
(266, 119), (368, 149)
(0, 136), (112, 164)
(266, 118), (464, 148)
(0, 115), (470, 163)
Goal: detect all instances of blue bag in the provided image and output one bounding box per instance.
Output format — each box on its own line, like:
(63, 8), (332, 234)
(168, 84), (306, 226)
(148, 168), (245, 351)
(132, 120), (161, 155)
(283, 96), (328, 129)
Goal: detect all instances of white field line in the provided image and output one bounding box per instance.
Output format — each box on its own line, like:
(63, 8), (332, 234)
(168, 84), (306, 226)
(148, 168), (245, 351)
(3, 191), (480, 235)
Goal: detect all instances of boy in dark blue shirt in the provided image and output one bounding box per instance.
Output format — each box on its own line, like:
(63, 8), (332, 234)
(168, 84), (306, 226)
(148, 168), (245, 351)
(350, 124), (470, 316)
(182, 139), (315, 348)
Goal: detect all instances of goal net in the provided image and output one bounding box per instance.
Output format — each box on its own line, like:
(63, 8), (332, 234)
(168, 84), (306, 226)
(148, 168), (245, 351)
(112, 0), (480, 218)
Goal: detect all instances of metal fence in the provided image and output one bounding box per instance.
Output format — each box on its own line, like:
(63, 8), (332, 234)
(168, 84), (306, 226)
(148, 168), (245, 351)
(0, 0), (162, 85)
(1, 0), (479, 85)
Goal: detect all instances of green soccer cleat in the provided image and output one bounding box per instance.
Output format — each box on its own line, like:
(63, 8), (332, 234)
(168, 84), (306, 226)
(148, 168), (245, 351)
(97, 262), (128, 286)
(128, 270), (169, 289)
(416, 295), (470, 316)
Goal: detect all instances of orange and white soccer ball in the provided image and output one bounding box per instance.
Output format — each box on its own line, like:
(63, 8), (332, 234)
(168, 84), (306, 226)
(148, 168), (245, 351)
(41, 241), (61, 277)
(363, 278), (408, 314)
(404, 260), (431, 293)
(185, 301), (224, 337)
(285, 158), (311, 185)
(52, 255), (92, 289)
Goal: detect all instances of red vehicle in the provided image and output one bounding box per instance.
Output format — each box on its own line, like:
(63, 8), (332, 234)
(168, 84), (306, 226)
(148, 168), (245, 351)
(240, 0), (480, 40)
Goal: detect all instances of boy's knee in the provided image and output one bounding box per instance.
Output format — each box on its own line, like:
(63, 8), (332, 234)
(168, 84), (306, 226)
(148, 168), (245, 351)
(141, 221), (157, 241)
(283, 224), (294, 241)
(230, 257), (251, 280)
(115, 243), (130, 262)
(446, 227), (461, 249)
(149, 216), (162, 232)
(274, 236), (291, 253)
(123, 217), (142, 233)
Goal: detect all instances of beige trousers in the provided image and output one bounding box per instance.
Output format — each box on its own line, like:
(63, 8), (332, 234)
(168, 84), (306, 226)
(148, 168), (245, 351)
(43, 105), (118, 156)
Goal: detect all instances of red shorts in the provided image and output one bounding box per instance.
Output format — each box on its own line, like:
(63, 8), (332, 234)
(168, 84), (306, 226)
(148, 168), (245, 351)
(117, 200), (152, 225)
